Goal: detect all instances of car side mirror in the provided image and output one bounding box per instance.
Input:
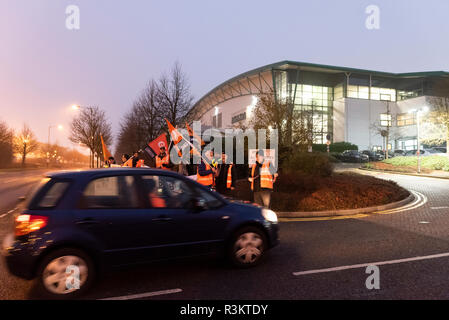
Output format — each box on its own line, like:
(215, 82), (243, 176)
(191, 197), (207, 212)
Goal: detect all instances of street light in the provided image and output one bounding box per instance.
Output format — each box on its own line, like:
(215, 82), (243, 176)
(47, 125), (63, 167)
(408, 106), (429, 173)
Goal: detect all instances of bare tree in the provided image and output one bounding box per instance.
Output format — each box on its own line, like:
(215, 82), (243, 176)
(14, 124), (39, 167)
(115, 80), (165, 160)
(0, 121), (14, 168)
(250, 90), (314, 152)
(137, 80), (164, 141)
(69, 106), (112, 168)
(158, 62), (194, 127)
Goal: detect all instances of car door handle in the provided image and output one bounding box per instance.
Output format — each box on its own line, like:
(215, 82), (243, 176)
(76, 218), (100, 225)
(151, 216), (173, 222)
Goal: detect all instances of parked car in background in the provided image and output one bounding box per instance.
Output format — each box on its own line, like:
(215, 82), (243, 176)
(405, 149), (443, 156)
(339, 150), (369, 163)
(2, 169), (279, 299)
(361, 150), (384, 161)
(432, 147), (447, 154)
(393, 150), (406, 157)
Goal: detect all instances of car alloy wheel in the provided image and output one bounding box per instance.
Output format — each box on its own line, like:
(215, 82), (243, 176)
(42, 255), (88, 295)
(233, 231), (264, 265)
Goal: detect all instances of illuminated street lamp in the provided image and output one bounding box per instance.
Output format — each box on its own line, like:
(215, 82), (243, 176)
(47, 124), (63, 167)
(408, 106), (429, 173)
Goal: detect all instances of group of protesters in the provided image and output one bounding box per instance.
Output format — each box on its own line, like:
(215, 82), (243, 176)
(104, 144), (277, 208)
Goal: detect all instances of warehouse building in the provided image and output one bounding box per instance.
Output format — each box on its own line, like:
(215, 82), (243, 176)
(186, 61), (449, 151)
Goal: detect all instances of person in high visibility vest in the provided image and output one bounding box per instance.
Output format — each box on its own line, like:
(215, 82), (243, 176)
(216, 152), (236, 196)
(248, 150), (278, 208)
(155, 146), (172, 170)
(197, 150), (216, 188)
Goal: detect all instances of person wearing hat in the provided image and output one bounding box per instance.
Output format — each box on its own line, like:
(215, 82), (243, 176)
(248, 149), (278, 208)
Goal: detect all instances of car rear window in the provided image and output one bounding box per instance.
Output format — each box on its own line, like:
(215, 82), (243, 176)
(80, 175), (140, 209)
(28, 179), (71, 210)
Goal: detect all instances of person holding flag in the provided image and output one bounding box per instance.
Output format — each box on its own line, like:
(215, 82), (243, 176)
(197, 149), (218, 189)
(155, 145), (172, 170)
(166, 118), (210, 181)
(143, 133), (172, 170)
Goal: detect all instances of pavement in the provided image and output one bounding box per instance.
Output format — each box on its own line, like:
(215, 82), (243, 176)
(2, 168), (449, 299)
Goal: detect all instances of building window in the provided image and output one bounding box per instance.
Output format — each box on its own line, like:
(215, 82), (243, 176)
(347, 85), (369, 99)
(371, 87), (396, 101)
(347, 86), (396, 102)
(217, 113), (222, 128)
(213, 113), (222, 128)
(232, 112), (246, 124)
(398, 90), (421, 101)
(334, 84), (344, 99)
(380, 113), (392, 127)
(290, 84), (333, 144)
(397, 113), (416, 126)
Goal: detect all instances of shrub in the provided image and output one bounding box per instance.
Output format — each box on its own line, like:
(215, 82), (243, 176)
(282, 152), (333, 177)
(313, 142), (358, 153)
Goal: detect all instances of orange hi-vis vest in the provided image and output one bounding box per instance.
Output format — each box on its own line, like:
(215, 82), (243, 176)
(136, 160), (145, 168)
(226, 164), (233, 189)
(251, 162), (273, 191)
(197, 163), (214, 186)
(155, 154), (170, 169)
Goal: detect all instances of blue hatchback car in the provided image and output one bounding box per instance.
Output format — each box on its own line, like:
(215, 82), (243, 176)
(2, 168), (279, 298)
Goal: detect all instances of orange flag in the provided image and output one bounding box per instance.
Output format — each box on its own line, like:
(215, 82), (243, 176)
(100, 135), (112, 161)
(165, 119), (183, 144)
(122, 157), (133, 167)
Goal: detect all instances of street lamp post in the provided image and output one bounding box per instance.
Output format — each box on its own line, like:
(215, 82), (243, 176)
(409, 106), (429, 174)
(47, 124), (63, 167)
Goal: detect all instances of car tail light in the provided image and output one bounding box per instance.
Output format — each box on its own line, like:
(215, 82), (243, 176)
(15, 214), (48, 236)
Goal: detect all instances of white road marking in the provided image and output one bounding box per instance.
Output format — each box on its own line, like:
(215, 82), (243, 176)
(374, 191), (427, 215)
(431, 207), (449, 210)
(418, 221), (430, 224)
(0, 208), (18, 218)
(98, 288), (183, 300)
(293, 252), (449, 276)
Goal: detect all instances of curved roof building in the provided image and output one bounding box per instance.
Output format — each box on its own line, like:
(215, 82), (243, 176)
(187, 60), (449, 150)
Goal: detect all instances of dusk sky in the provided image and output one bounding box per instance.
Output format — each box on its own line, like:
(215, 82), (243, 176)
(1, 0), (448, 152)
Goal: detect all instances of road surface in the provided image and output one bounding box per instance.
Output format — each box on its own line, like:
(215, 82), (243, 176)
(1, 169), (449, 299)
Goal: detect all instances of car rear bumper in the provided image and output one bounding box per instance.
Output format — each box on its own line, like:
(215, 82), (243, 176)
(2, 233), (38, 280)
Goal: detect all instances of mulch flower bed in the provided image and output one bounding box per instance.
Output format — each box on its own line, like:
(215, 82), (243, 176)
(231, 172), (409, 212)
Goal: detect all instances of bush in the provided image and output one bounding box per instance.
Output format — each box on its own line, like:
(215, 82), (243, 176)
(313, 142), (358, 153)
(282, 152), (333, 177)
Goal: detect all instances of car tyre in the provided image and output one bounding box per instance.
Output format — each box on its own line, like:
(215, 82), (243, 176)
(228, 226), (267, 268)
(35, 248), (95, 299)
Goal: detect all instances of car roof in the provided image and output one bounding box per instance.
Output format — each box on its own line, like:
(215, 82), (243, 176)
(46, 168), (183, 179)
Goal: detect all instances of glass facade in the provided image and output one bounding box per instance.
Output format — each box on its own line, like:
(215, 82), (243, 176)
(380, 113), (392, 127)
(347, 85), (396, 101)
(292, 84), (333, 144)
(397, 113), (416, 126)
(274, 70), (334, 144)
